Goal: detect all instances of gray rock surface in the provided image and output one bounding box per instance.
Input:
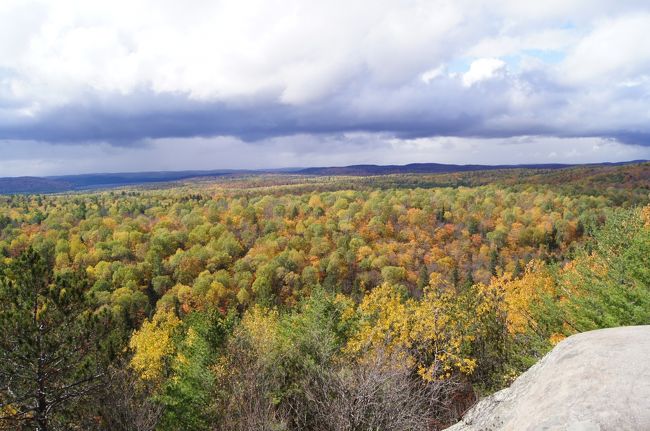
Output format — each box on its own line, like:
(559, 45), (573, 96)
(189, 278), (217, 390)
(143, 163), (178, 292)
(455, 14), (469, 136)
(446, 326), (650, 431)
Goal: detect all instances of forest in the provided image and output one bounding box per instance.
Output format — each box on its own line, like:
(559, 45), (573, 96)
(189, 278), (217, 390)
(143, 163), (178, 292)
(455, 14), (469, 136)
(1, 162), (650, 430)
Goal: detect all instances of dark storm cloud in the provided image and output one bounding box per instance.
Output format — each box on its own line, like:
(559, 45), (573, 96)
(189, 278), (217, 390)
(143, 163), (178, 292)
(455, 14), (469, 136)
(604, 132), (650, 147)
(0, 73), (593, 145)
(2, 70), (647, 147)
(0, 89), (484, 144)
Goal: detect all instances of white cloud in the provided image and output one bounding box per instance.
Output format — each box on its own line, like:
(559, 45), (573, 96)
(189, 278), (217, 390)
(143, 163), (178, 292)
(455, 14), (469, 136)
(0, 0), (470, 107)
(420, 66), (445, 84)
(560, 13), (650, 85)
(1, 1), (649, 108)
(462, 58), (507, 87)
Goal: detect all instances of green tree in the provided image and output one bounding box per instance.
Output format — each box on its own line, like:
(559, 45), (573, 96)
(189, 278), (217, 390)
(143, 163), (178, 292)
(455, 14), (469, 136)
(157, 314), (215, 431)
(560, 207), (650, 330)
(0, 248), (114, 430)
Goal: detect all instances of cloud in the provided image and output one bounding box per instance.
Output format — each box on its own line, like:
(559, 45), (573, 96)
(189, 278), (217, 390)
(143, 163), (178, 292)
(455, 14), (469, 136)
(420, 66), (445, 84)
(1, 0), (650, 174)
(462, 58), (507, 87)
(0, 0), (467, 106)
(559, 13), (650, 85)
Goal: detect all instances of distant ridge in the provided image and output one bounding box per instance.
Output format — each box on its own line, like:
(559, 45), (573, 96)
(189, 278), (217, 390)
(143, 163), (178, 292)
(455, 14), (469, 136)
(0, 170), (252, 194)
(0, 177), (74, 194)
(0, 160), (647, 194)
(295, 160), (648, 176)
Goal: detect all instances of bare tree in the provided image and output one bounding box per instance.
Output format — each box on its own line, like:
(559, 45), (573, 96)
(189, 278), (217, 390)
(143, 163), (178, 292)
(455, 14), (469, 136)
(94, 363), (163, 431)
(299, 350), (466, 431)
(213, 335), (288, 431)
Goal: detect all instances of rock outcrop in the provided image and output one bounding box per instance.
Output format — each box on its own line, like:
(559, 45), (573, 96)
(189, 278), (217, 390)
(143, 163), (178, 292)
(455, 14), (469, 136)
(447, 326), (650, 431)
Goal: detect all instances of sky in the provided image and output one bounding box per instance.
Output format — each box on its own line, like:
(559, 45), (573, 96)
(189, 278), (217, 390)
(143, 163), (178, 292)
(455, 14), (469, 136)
(1, 0), (650, 176)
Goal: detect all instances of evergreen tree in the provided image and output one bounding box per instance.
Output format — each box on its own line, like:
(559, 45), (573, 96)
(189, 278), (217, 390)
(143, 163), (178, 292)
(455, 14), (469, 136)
(0, 248), (114, 430)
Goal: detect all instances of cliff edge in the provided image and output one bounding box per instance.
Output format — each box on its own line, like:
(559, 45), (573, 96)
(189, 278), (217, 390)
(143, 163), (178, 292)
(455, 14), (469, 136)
(447, 326), (650, 431)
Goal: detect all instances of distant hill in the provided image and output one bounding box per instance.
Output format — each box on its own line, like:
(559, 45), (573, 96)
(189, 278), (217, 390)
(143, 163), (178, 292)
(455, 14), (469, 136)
(0, 160), (646, 194)
(295, 161), (647, 176)
(0, 170), (247, 194)
(0, 177), (73, 194)
(49, 170), (246, 189)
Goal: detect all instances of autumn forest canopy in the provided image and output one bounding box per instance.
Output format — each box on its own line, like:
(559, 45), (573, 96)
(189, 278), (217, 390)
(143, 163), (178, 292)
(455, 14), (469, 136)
(1, 162), (650, 430)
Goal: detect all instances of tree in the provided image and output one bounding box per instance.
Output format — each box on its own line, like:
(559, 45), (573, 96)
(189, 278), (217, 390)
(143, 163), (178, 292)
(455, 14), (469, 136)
(0, 248), (114, 430)
(157, 314), (217, 431)
(302, 349), (465, 431)
(95, 361), (163, 431)
(559, 207), (650, 331)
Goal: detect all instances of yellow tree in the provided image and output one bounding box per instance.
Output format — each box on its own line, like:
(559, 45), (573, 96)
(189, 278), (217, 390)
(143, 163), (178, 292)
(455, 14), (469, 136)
(129, 309), (181, 382)
(346, 277), (477, 382)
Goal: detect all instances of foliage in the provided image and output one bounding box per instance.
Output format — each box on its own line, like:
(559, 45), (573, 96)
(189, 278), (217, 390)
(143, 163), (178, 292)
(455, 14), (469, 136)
(558, 207), (650, 331)
(1, 167), (650, 429)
